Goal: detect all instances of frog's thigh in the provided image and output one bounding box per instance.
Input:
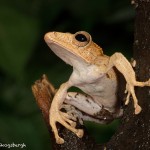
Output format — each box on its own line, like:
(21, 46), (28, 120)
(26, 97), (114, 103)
(64, 92), (102, 116)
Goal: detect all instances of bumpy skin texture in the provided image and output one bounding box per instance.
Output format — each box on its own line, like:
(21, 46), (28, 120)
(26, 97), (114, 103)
(44, 31), (150, 144)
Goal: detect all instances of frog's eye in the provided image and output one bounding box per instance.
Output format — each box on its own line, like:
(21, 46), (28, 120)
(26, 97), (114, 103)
(75, 34), (87, 42)
(73, 31), (91, 47)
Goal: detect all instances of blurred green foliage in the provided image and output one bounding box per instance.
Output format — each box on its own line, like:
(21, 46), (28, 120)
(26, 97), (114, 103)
(0, 0), (134, 149)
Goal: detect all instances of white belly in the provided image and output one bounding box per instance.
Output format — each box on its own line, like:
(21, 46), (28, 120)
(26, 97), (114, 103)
(76, 75), (118, 109)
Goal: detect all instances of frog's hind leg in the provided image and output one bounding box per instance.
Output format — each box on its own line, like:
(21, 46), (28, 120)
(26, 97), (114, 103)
(65, 92), (103, 116)
(64, 92), (119, 122)
(60, 111), (77, 127)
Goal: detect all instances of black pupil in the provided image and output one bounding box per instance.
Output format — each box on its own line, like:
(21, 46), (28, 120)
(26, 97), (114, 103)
(75, 34), (87, 42)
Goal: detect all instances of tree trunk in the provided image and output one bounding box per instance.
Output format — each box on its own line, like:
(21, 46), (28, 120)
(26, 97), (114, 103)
(105, 0), (150, 149)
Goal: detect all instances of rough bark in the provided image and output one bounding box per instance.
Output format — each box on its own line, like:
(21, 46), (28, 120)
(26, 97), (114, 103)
(32, 1), (150, 149)
(105, 0), (150, 149)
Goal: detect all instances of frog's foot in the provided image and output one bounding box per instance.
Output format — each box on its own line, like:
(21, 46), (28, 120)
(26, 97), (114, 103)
(60, 111), (77, 127)
(125, 79), (150, 114)
(135, 79), (150, 87)
(50, 110), (84, 144)
(125, 84), (142, 114)
(61, 104), (84, 125)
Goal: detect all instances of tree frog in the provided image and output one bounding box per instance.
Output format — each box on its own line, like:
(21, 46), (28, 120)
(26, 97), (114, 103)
(44, 31), (150, 144)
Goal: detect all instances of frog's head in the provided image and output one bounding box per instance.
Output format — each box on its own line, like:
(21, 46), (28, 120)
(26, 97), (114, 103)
(44, 31), (103, 66)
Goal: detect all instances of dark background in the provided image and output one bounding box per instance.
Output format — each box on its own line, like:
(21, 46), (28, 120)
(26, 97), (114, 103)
(0, 0), (134, 149)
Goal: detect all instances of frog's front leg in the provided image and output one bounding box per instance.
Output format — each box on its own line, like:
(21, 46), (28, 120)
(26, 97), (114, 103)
(108, 53), (150, 114)
(49, 82), (83, 144)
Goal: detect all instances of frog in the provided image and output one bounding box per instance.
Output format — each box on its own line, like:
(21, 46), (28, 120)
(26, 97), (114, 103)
(44, 31), (150, 144)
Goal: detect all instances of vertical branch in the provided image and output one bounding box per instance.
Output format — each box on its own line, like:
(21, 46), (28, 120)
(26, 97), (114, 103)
(133, 0), (150, 107)
(105, 0), (150, 149)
